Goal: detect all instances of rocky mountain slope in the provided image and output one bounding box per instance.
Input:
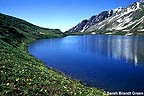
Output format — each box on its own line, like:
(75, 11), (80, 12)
(67, 11), (113, 32)
(67, 0), (144, 34)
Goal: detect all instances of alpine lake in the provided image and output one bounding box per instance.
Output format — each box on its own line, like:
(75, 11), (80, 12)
(28, 35), (144, 92)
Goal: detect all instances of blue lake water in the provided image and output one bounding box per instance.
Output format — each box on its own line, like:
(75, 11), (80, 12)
(28, 35), (144, 92)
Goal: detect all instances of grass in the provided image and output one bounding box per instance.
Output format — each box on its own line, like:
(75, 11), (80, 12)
(0, 13), (107, 96)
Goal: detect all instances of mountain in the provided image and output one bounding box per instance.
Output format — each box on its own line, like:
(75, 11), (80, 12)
(67, 0), (144, 34)
(67, 11), (113, 33)
(0, 13), (63, 46)
(0, 13), (62, 36)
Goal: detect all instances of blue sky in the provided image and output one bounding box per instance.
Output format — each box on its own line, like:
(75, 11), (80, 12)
(0, 0), (138, 31)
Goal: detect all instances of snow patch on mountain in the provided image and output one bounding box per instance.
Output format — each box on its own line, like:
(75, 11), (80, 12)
(113, 7), (123, 13)
(86, 0), (144, 32)
(67, 0), (144, 33)
(132, 16), (144, 29)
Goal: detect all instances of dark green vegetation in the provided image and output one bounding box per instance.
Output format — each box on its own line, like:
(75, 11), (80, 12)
(0, 13), (106, 96)
(65, 31), (92, 36)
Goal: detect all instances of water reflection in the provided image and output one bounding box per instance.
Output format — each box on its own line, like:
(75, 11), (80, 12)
(29, 35), (144, 91)
(78, 35), (144, 66)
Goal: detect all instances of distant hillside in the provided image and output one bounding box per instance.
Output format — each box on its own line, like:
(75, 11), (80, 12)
(67, 0), (144, 35)
(0, 13), (62, 35)
(0, 13), (105, 96)
(0, 13), (63, 46)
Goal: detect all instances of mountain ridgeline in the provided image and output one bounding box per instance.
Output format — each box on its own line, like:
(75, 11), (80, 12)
(67, 0), (144, 35)
(0, 13), (62, 40)
(0, 13), (65, 47)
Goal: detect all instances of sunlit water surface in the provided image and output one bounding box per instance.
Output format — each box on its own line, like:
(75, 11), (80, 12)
(28, 35), (144, 92)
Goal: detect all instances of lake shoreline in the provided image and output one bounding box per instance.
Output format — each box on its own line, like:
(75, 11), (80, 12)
(28, 34), (144, 92)
(25, 35), (107, 95)
(0, 33), (106, 95)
